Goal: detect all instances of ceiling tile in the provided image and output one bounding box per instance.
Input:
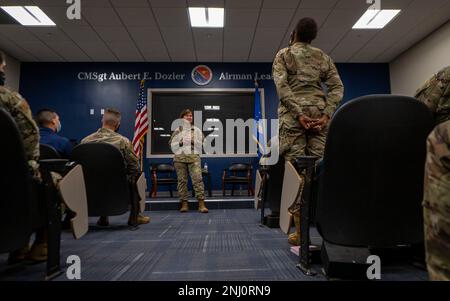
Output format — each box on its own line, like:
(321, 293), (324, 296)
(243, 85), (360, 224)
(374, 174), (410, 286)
(0, 25), (40, 42)
(299, 0), (338, 9)
(27, 27), (72, 43)
(94, 26), (132, 42)
(263, 0), (300, 8)
(252, 27), (287, 46)
(115, 7), (157, 27)
(77, 0), (111, 7)
(0, 0), (35, 5)
(127, 26), (164, 43)
(313, 27), (348, 49)
(225, 0), (262, 8)
(193, 28), (223, 61)
(153, 7), (189, 27)
(62, 26), (102, 43)
(76, 41), (117, 61)
(188, 0), (225, 7)
(225, 9), (259, 27)
(322, 8), (366, 29)
(159, 27), (196, 61)
(0, 35), (36, 61)
(291, 8), (331, 28)
(45, 41), (90, 61)
(18, 41), (62, 61)
(249, 45), (278, 62)
(135, 41), (170, 61)
(82, 7), (122, 26)
(149, 0), (187, 8)
(223, 27), (253, 62)
(111, 0), (149, 7)
(107, 42), (143, 61)
(257, 9), (295, 28)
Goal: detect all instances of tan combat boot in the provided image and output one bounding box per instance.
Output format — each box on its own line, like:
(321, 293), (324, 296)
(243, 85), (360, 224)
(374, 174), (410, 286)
(198, 200), (208, 213)
(180, 200), (189, 212)
(27, 243), (48, 262)
(288, 213), (300, 246)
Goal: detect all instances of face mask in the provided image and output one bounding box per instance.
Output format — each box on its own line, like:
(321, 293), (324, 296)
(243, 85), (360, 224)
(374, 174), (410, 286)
(56, 120), (62, 133)
(0, 71), (5, 86)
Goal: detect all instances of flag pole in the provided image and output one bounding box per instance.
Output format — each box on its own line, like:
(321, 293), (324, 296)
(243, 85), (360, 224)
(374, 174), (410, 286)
(140, 143), (144, 173)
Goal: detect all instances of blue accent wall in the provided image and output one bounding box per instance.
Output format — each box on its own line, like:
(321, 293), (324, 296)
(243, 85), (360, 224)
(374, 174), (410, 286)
(19, 62), (390, 193)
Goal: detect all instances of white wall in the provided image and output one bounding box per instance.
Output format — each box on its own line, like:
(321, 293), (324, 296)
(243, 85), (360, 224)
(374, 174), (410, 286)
(390, 21), (450, 96)
(3, 52), (21, 92)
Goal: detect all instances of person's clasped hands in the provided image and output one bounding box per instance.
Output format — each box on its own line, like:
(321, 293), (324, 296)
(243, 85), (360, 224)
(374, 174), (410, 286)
(298, 114), (329, 131)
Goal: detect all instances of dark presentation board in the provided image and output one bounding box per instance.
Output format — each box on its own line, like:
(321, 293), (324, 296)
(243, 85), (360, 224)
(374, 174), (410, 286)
(149, 90), (257, 156)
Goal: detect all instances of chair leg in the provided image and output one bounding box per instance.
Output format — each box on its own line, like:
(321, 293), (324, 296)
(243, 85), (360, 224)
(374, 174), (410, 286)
(248, 180), (254, 196)
(231, 184), (234, 196)
(222, 181), (226, 196)
(169, 185), (173, 198)
(153, 182), (158, 198)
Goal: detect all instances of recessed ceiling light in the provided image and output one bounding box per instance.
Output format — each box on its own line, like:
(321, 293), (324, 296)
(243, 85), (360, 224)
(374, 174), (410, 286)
(188, 7), (224, 28)
(353, 8), (400, 29)
(0, 6), (55, 26)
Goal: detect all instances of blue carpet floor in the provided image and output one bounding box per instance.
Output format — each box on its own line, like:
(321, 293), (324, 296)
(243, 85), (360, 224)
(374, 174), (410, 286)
(0, 208), (428, 281)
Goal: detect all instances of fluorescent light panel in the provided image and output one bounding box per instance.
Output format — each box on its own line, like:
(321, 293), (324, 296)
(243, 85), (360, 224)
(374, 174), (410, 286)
(353, 9), (400, 29)
(1, 6), (55, 26)
(188, 7), (224, 28)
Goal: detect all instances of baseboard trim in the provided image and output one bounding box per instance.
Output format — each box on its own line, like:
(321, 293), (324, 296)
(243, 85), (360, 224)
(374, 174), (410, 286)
(145, 198), (255, 211)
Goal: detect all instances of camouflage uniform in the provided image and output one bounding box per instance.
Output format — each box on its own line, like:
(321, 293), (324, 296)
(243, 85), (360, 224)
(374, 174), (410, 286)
(415, 66), (450, 125)
(423, 120), (450, 280)
(169, 122), (205, 201)
(81, 128), (139, 182)
(0, 86), (40, 180)
(272, 42), (344, 214)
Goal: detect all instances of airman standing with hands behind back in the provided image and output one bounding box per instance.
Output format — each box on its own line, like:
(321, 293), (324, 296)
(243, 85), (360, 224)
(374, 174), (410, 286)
(272, 18), (344, 246)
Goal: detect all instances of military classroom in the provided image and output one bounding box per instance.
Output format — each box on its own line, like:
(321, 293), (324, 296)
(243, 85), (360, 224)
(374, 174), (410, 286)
(0, 0), (449, 289)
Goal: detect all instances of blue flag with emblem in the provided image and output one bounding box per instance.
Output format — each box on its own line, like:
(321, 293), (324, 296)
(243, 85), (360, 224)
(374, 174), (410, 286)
(253, 81), (266, 160)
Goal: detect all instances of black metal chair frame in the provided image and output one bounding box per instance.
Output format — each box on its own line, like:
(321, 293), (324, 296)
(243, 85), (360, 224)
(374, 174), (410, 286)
(222, 163), (254, 196)
(151, 164), (178, 197)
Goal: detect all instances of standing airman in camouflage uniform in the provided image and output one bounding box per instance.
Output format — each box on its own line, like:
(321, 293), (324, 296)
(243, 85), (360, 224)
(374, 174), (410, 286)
(423, 120), (450, 280)
(81, 108), (150, 226)
(169, 109), (208, 213)
(0, 50), (48, 263)
(272, 18), (344, 245)
(414, 66), (450, 125)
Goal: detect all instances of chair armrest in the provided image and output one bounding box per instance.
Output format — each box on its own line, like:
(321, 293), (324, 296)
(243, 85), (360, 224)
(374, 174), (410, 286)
(39, 159), (72, 175)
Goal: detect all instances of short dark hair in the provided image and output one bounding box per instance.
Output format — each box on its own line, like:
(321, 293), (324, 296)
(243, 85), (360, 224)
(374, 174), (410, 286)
(36, 109), (57, 127)
(103, 107), (121, 126)
(295, 18), (318, 44)
(179, 109), (193, 118)
(0, 50), (5, 65)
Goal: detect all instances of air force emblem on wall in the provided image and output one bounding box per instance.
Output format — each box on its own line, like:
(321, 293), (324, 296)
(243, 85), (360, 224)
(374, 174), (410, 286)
(191, 65), (213, 86)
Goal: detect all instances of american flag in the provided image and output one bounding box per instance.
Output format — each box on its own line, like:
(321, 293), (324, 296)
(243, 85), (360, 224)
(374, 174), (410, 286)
(132, 79), (148, 158)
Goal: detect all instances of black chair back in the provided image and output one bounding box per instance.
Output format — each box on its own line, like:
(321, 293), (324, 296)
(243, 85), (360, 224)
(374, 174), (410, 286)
(72, 142), (129, 216)
(0, 108), (33, 252)
(153, 164), (175, 174)
(40, 144), (61, 160)
(228, 163), (252, 172)
(316, 95), (434, 247)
